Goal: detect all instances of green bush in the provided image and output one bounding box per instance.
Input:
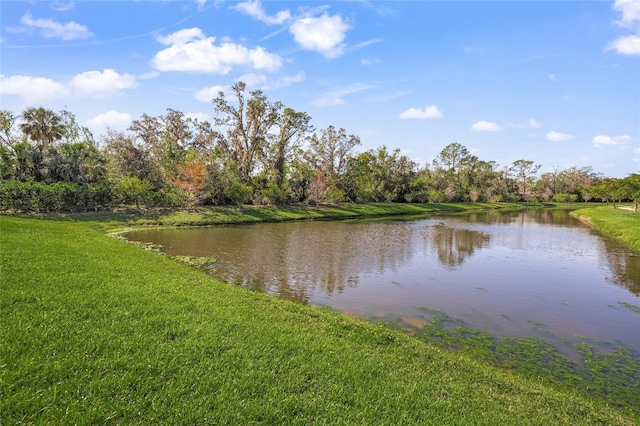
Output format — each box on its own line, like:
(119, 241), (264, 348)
(226, 182), (253, 205)
(0, 180), (115, 212)
(256, 183), (289, 205)
(552, 193), (578, 203)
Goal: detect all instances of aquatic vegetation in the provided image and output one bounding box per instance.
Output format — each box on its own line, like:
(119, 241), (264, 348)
(406, 306), (640, 411)
(618, 301), (640, 313)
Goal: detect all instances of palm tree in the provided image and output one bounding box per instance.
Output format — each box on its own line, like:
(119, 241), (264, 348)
(20, 107), (66, 146)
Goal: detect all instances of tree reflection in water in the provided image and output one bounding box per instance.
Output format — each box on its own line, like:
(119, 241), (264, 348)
(126, 210), (640, 353)
(429, 223), (491, 270)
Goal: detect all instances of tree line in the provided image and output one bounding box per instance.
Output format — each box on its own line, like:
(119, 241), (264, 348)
(1, 82), (638, 212)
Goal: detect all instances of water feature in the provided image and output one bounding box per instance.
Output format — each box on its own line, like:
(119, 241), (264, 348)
(126, 209), (640, 355)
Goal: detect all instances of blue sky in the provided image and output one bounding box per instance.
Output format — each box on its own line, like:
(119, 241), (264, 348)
(1, 0), (639, 178)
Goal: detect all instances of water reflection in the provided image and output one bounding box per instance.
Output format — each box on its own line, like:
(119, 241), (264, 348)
(603, 248), (640, 295)
(430, 224), (491, 270)
(126, 209), (640, 353)
(130, 219), (492, 303)
(463, 208), (580, 226)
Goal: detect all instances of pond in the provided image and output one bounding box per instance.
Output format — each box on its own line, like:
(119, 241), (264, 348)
(126, 208), (640, 356)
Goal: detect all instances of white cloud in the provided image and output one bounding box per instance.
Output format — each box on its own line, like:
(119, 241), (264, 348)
(51, 2), (76, 12)
(606, 34), (640, 55)
(194, 84), (228, 102)
(313, 96), (346, 107)
(608, 0), (640, 55)
(0, 74), (69, 103)
(546, 131), (575, 142)
(152, 28), (282, 74)
(185, 112), (210, 123)
(592, 134), (631, 146)
(20, 12), (91, 41)
(71, 69), (137, 98)
(505, 119), (543, 129)
(613, 0), (640, 30)
(87, 110), (131, 128)
(232, 1), (291, 25)
(547, 73), (557, 81)
(156, 27), (206, 46)
(238, 73), (268, 88)
(289, 13), (350, 58)
(633, 147), (640, 154)
(399, 105), (442, 120)
(470, 120), (503, 132)
(312, 83), (373, 107)
(528, 119), (543, 129)
(238, 72), (305, 90)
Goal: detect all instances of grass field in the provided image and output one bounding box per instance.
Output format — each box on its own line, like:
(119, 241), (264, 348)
(572, 204), (640, 252)
(2, 205), (639, 424)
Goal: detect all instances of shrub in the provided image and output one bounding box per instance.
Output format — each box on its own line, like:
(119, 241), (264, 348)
(0, 180), (115, 212)
(552, 193), (578, 203)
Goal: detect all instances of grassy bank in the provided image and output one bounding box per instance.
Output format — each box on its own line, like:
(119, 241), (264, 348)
(572, 205), (640, 252)
(1, 214), (638, 424)
(39, 201), (540, 231)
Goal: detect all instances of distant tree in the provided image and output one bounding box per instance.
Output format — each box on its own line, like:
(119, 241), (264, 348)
(190, 119), (216, 156)
(345, 146), (416, 203)
(213, 82), (283, 184)
(128, 113), (163, 151)
(102, 129), (164, 189)
(557, 166), (601, 201)
(59, 109), (95, 145)
(510, 160), (541, 201)
(592, 178), (624, 208)
(620, 174), (640, 212)
(536, 166), (561, 201)
(431, 143), (473, 201)
(433, 142), (470, 174)
(266, 107), (313, 189)
(308, 125), (360, 179)
(287, 154), (314, 203)
(20, 107), (66, 146)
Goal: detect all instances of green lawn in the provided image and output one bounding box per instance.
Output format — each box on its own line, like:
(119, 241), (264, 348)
(572, 204), (640, 252)
(1, 212), (638, 424)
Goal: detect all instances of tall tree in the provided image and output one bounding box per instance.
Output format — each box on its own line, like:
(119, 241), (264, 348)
(19, 107), (66, 146)
(306, 125), (360, 203)
(102, 129), (164, 188)
(536, 167), (561, 201)
(432, 143), (472, 201)
(266, 108), (313, 188)
(128, 113), (163, 151)
(433, 142), (470, 174)
(621, 174), (640, 212)
(212, 82), (283, 183)
(345, 146), (416, 203)
(592, 178), (624, 208)
(59, 109), (95, 145)
(510, 159), (541, 201)
(307, 125), (360, 180)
